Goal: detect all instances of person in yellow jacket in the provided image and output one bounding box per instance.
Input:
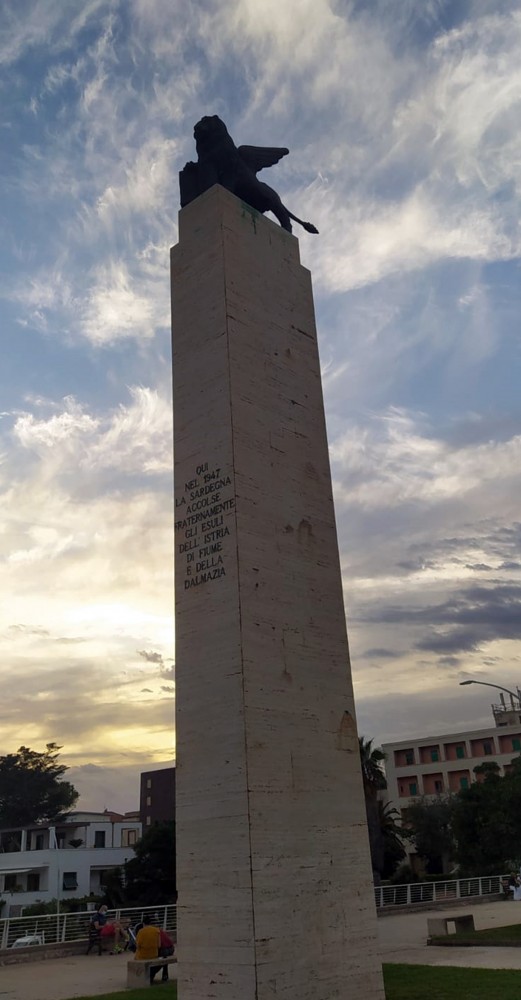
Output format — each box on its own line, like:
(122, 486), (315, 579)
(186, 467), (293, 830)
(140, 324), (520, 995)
(135, 916), (167, 984)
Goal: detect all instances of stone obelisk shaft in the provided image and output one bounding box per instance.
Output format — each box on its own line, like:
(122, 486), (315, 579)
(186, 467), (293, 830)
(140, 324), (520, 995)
(171, 185), (384, 1000)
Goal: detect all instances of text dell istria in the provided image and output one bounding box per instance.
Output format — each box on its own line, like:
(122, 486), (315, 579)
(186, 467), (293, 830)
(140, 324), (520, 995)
(175, 462), (234, 589)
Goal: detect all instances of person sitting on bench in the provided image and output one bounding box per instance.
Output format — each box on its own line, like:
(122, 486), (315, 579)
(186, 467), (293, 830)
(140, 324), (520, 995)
(135, 915), (167, 984)
(87, 904), (108, 954)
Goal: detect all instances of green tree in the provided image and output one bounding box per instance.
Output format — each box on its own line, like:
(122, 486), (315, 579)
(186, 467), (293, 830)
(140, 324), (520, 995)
(473, 761), (501, 781)
(123, 822), (176, 905)
(100, 867), (126, 908)
(451, 757), (521, 874)
(358, 736), (387, 879)
(0, 744), (78, 826)
(403, 796), (456, 874)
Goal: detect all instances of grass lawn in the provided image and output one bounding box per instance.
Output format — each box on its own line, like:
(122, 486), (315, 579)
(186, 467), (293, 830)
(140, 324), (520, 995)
(384, 963), (521, 999)
(431, 921), (521, 945)
(73, 988), (177, 1000)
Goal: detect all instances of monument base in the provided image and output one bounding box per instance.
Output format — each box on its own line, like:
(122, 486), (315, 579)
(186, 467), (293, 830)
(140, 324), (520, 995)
(171, 185), (384, 1000)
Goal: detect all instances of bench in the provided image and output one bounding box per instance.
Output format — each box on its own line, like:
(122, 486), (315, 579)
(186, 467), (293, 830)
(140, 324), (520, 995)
(127, 956), (177, 987)
(427, 913), (475, 938)
(86, 926), (102, 956)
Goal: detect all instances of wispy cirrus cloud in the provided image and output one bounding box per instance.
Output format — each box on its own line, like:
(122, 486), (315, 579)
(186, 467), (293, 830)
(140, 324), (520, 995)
(330, 408), (521, 511)
(11, 387), (172, 474)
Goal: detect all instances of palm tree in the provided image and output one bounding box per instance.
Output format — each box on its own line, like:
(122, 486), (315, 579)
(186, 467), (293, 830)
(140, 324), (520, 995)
(378, 800), (406, 878)
(359, 736), (387, 880)
(359, 737), (387, 794)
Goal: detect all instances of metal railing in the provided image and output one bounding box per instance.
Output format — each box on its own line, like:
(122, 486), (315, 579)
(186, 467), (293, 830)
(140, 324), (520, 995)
(0, 876), (506, 945)
(0, 903), (176, 950)
(374, 874), (503, 908)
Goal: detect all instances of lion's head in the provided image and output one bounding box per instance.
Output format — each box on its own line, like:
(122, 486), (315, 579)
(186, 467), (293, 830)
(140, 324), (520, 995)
(193, 115), (230, 143)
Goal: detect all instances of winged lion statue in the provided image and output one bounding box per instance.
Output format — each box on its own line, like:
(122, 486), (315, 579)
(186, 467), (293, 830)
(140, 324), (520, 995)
(179, 115), (319, 235)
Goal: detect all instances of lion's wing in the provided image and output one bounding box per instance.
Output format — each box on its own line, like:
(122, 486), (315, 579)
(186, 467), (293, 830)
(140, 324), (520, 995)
(238, 145), (289, 173)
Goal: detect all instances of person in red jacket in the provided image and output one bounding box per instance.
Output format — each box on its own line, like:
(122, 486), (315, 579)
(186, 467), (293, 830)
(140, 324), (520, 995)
(159, 928), (175, 958)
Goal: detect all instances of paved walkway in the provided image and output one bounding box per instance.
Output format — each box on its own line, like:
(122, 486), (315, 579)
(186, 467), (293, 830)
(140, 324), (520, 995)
(379, 898), (521, 968)
(3, 901), (521, 999)
(0, 951), (174, 1000)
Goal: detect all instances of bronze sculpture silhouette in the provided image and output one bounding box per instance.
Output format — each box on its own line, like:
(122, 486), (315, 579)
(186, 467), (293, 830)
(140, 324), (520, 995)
(179, 116), (319, 235)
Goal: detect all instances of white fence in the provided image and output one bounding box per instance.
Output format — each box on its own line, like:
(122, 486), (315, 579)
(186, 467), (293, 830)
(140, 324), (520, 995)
(0, 876), (506, 945)
(374, 874), (503, 908)
(0, 903), (176, 950)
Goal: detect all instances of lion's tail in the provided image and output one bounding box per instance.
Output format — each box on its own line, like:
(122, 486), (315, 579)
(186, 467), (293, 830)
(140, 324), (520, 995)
(288, 211), (319, 234)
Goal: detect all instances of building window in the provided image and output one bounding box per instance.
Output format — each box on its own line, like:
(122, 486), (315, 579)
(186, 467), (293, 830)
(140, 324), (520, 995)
(434, 780), (443, 793)
(121, 828), (138, 847)
(483, 742), (493, 755)
(405, 751), (414, 765)
(513, 738), (521, 752)
(94, 831), (106, 849)
(408, 782), (417, 796)
(146, 816), (152, 826)
(4, 874), (18, 891)
(62, 872), (78, 890)
(431, 750), (439, 762)
(146, 795), (152, 807)
(147, 778), (152, 789)
(27, 873), (40, 892)
(34, 833), (44, 850)
(460, 777), (469, 789)
(456, 746), (465, 759)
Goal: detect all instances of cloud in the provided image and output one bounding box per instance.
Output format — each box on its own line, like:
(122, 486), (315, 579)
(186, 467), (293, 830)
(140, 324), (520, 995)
(330, 408), (521, 511)
(138, 650), (164, 665)
(80, 261), (158, 344)
(414, 585), (521, 654)
(14, 397), (99, 451)
(11, 387), (172, 476)
(0, 1), (108, 67)
(95, 136), (178, 226)
(0, 383), (175, 779)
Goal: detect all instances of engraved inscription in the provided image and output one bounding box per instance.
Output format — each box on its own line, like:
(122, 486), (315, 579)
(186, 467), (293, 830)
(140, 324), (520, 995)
(175, 461), (234, 589)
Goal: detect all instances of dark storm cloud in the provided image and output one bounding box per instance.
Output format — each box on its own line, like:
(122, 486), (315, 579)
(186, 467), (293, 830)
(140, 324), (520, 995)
(402, 523), (521, 569)
(361, 647), (404, 660)
(437, 655), (461, 668)
(417, 628), (483, 654)
(363, 584), (521, 656)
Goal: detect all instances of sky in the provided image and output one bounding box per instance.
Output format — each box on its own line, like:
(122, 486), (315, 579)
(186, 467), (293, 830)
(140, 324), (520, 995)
(0, 0), (520, 812)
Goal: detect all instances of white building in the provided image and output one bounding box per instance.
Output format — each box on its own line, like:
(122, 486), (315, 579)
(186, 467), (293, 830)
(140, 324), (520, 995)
(383, 701), (521, 820)
(0, 811), (141, 916)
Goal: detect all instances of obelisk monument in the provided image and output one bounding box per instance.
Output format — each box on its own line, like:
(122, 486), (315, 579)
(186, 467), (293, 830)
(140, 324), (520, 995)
(171, 121), (384, 1000)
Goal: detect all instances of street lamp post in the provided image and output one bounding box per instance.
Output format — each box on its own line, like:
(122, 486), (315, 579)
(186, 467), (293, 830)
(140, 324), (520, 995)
(459, 679), (521, 708)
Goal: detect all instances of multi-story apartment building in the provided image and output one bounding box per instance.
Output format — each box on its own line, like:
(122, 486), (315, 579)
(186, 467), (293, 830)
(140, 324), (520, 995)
(0, 811), (141, 916)
(140, 767), (175, 828)
(383, 702), (521, 819)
